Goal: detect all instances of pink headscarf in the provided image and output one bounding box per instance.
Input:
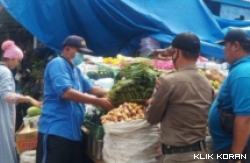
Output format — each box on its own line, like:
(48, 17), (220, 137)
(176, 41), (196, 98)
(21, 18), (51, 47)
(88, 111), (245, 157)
(1, 40), (23, 59)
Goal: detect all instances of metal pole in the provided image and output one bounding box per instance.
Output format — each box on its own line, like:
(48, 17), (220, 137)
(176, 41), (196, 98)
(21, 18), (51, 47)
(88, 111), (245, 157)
(33, 36), (37, 48)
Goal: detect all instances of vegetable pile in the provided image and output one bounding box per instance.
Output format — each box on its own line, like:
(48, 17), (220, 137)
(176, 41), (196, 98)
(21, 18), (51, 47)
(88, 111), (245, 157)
(152, 59), (174, 70)
(107, 62), (158, 104)
(101, 102), (145, 123)
(198, 68), (225, 89)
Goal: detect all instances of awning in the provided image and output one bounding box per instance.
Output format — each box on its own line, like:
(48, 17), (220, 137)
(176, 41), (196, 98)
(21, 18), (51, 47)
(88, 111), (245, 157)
(211, 0), (250, 9)
(0, 0), (249, 60)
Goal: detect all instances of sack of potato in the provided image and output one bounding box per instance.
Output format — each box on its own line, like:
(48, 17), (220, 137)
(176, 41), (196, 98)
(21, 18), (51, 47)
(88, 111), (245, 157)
(102, 103), (159, 163)
(101, 102), (145, 124)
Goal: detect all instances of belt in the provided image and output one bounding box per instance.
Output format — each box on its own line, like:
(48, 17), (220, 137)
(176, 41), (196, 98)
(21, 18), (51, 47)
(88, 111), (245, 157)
(162, 140), (204, 154)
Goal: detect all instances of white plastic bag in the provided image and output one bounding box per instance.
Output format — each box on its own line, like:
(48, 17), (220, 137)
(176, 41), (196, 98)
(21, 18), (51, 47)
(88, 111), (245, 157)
(20, 150), (36, 163)
(102, 119), (159, 163)
(94, 78), (114, 91)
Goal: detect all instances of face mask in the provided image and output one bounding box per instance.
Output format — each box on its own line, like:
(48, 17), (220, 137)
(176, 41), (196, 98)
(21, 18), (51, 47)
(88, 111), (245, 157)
(172, 52), (179, 70)
(71, 52), (84, 66)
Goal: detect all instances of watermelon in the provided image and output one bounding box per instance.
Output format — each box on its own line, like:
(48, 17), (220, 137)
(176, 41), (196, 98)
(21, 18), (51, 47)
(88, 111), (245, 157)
(27, 106), (41, 116)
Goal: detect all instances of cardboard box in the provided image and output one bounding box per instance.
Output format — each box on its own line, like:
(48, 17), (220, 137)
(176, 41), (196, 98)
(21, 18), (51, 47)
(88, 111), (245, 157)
(16, 126), (38, 154)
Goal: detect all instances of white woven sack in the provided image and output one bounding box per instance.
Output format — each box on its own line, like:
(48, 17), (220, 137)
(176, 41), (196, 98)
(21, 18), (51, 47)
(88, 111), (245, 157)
(102, 119), (160, 163)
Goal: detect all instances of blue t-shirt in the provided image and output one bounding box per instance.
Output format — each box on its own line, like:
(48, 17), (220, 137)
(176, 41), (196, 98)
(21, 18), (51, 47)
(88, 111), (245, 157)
(38, 56), (93, 141)
(209, 56), (250, 150)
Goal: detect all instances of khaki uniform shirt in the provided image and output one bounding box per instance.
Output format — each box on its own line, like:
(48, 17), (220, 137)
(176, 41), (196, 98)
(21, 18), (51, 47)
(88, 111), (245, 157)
(146, 65), (213, 147)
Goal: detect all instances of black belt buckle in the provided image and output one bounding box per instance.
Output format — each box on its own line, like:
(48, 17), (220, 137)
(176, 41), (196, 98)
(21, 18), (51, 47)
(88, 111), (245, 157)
(162, 141), (202, 154)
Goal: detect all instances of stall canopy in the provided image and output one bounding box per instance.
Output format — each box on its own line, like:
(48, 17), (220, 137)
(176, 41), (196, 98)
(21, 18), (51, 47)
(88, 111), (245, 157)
(211, 0), (250, 9)
(1, 0), (250, 59)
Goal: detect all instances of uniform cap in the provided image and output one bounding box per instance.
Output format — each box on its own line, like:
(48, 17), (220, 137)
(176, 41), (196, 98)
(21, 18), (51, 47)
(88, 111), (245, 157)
(171, 32), (200, 53)
(216, 28), (250, 45)
(62, 35), (93, 54)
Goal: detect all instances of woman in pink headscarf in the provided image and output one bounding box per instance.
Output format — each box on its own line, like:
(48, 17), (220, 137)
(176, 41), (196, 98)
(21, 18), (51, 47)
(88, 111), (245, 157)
(0, 40), (42, 163)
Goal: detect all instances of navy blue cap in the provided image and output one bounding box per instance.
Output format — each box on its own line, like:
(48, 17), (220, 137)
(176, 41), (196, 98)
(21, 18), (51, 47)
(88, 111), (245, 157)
(62, 35), (93, 54)
(171, 32), (200, 53)
(216, 29), (250, 45)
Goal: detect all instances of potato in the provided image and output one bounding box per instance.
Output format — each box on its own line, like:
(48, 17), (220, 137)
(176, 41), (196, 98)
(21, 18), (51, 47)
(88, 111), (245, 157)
(101, 119), (107, 123)
(131, 109), (137, 115)
(139, 114), (145, 119)
(114, 112), (122, 117)
(128, 105), (133, 111)
(105, 120), (114, 123)
(123, 108), (130, 115)
(101, 115), (108, 120)
(106, 116), (115, 121)
(117, 116), (123, 122)
(138, 109), (144, 114)
(132, 103), (138, 108)
(136, 114), (141, 120)
(132, 116), (137, 120)
(108, 111), (115, 116)
(125, 118), (132, 122)
(122, 114), (128, 120)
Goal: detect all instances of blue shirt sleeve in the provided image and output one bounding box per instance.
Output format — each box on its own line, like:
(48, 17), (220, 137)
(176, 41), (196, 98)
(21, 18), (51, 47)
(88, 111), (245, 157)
(229, 77), (250, 115)
(78, 69), (93, 93)
(47, 59), (73, 96)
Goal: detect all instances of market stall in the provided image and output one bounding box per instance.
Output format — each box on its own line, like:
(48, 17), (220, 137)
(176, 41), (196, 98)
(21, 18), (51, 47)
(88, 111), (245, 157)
(14, 52), (228, 163)
(79, 54), (227, 162)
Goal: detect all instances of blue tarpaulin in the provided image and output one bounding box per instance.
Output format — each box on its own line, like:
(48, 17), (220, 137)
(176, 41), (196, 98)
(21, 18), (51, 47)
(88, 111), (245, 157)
(1, 0), (250, 60)
(212, 0), (250, 9)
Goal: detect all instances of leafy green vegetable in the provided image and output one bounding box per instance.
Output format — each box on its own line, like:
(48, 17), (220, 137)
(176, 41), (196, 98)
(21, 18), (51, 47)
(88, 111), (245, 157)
(108, 62), (158, 105)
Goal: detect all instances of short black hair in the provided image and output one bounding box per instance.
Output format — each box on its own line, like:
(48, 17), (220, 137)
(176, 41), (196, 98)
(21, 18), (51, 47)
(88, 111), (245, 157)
(180, 50), (199, 60)
(240, 42), (250, 53)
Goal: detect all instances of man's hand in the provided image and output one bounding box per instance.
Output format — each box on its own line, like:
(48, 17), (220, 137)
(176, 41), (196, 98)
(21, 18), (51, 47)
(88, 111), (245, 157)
(231, 116), (250, 155)
(146, 98), (152, 106)
(88, 86), (108, 97)
(96, 98), (114, 111)
(152, 49), (172, 60)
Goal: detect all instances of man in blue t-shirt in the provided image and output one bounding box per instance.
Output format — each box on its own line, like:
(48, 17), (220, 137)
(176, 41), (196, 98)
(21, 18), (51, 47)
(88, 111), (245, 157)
(36, 35), (113, 163)
(209, 29), (250, 163)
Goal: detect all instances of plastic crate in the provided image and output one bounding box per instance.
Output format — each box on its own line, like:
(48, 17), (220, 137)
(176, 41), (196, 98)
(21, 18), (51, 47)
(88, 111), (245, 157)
(84, 120), (104, 140)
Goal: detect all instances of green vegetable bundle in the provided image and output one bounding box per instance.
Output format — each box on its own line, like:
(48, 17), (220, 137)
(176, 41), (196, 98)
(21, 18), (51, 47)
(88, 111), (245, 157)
(107, 62), (158, 105)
